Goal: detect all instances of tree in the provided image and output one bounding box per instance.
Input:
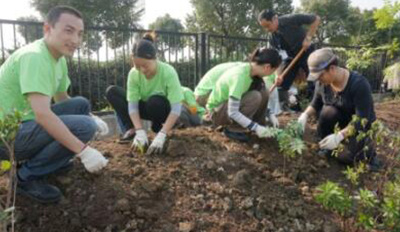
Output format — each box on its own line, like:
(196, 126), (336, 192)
(28, 0), (144, 50)
(149, 14), (185, 53)
(299, 0), (351, 44)
(16, 16), (42, 44)
(185, 0), (293, 37)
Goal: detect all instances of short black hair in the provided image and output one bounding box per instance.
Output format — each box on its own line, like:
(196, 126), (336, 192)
(258, 9), (276, 22)
(249, 47), (282, 68)
(46, 5), (83, 26)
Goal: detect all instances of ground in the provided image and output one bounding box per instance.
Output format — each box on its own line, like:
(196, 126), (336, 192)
(1, 100), (400, 232)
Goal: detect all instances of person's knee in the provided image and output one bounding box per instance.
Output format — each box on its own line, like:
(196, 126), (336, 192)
(146, 95), (170, 112)
(320, 106), (340, 122)
(81, 116), (97, 142)
(66, 115), (97, 142)
(69, 96), (91, 111)
(243, 90), (262, 107)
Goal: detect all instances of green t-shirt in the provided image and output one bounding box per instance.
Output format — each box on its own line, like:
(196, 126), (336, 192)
(206, 63), (253, 111)
(263, 73), (277, 89)
(182, 86), (206, 118)
(194, 62), (240, 97)
(127, 61), (183, 104)
(0, 39), (70, 121)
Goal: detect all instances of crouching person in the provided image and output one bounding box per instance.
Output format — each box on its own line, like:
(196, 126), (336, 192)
(106, 32), (184, 154)
(206, 47), (282, 142)
(177, 86), (205, 128)
(0, 6), (108, 203)
(297, 48), (380, 170)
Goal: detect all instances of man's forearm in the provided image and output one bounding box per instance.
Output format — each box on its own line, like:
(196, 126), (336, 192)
(307, 15), (320, 38)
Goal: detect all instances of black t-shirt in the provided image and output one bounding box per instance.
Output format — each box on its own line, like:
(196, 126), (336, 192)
(270, 14), (316, 57)
(311, 71), (376, 129)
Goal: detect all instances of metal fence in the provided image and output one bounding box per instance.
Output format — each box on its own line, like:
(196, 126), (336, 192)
(0, 19), (388, 110)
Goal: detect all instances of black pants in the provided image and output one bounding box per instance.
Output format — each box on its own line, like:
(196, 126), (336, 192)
(105, 85), (170, 133)
(279, 45), (315, 90)
(317, 105), (376, 164)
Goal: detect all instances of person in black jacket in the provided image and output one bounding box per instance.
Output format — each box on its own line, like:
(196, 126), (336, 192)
(297, 48), (380, 170)
(258, 10), (320, 110)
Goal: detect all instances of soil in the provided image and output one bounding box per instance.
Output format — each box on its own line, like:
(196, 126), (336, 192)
(1, 100), (400, 232)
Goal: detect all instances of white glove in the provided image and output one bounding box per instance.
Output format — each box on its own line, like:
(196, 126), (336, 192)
(77, 146), (108, 173)
(297, 113), (308, 132)
(146, 131), (167, 155)
(131, 129), (149, 151)
(92, 115), (109, 136)
(319, 132), (345, 150)
(254, 125), (274, 138)
(268, 114), (279, 128)
(289, 95), (297, 104)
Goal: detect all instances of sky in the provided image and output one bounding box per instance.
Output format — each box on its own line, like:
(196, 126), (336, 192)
(0, 0), (386, 28)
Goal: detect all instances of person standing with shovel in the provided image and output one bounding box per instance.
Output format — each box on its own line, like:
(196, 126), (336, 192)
(258, 9), (320, 111)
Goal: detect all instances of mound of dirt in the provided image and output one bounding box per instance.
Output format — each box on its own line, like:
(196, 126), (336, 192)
(2, 100), (399, 232)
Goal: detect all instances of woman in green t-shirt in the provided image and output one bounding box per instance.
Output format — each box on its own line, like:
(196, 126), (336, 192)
(106, 32), (184, 155)
(206, 47), (282, 142)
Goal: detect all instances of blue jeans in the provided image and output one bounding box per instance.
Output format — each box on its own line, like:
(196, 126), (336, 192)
(7, 97), (97, 181)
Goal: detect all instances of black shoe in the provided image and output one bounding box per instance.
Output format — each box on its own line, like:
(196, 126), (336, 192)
(367, 156), (382, 172)
(118, 130), (135, 144)
(17, 179), (62, 203)
(223, 128), (250, 143)
(317, 149), (332, 158)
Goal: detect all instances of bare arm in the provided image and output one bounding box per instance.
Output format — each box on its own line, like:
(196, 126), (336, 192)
(303, 105), (317, 118)
(28, 93), (85, 154)
(130, 112), (143, 131)
(303, 15), (321, 48)
(160, 113), (179, 133)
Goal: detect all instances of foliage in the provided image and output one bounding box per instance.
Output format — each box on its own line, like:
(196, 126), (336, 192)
(25, 0), (144, 51)
(315, 181), (352, 216)
(149, 14), (185, 57)
(0, 110), (23, 230)
(299, 0), (351, 44)
(263, 120), (306, 158)
(384, 62), (400, 85)
(185, 0), (292, 37)
(373, 0), (400, 30)
(315, 116), (400, 231)
(16, 16), (42, 44)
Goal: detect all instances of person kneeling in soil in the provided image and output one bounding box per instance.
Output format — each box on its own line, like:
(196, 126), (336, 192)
(106, 32), (185, 154)
(297, 48), (381, 170)
(205, 47), (282, 142)
(194, 62), (241, 107)
(0, 6), (109, 203)
(178, 86), (206, 128)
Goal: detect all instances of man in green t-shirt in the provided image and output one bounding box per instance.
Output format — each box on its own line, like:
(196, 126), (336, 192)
(0, 6), (108, 203)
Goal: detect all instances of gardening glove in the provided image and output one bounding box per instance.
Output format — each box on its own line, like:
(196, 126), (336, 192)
(289, 95), (297, 105)
(319, 132), (344, 150)
(131, 129), (149, 152)
(92, 115), (109, 136)
(297, 112), (308, 133)
(77, 146), (108, 173)
(146, 131), (167, 155)
(254, 125), (274, 138)
(268, 114), (279, 128)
